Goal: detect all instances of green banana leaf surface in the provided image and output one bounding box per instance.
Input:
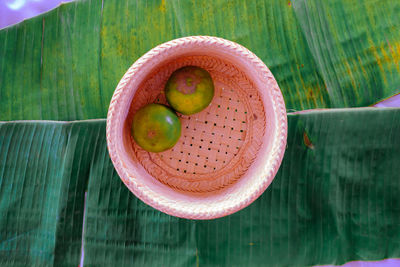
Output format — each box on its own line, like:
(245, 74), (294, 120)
(1, 108), (400, 266)
(1, 0), (400, 121)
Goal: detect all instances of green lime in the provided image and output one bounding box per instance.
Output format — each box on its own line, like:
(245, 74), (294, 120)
(132, 103), (181, 152)
(165, 66), (214, 115)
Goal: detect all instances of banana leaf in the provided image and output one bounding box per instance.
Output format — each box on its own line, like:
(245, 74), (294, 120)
(0, 120), (103, 266)
(1, 0), (400, 121)
(1, 108), (400, 266)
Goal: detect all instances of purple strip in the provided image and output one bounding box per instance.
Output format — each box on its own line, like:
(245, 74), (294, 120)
(0, 0), (73, 29)
(315, 259), (400, 267)
(374, 93), (400, 108)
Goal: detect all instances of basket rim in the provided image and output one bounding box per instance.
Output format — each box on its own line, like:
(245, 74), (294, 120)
(106, 36), (288, 219)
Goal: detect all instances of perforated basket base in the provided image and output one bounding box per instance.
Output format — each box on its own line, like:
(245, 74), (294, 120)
(126, 56), (266, 193)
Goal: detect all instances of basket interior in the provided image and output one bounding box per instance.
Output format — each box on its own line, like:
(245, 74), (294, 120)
(123, 55), (268, 193)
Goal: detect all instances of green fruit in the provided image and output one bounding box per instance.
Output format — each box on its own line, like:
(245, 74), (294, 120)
(165, 66), (214, 115)
(132, 104), (181, 152)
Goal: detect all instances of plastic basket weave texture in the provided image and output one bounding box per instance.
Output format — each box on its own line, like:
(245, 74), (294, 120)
(107, 36), (287, 219)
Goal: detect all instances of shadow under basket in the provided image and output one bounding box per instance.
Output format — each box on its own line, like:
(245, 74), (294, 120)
(106, 36), (287, 220)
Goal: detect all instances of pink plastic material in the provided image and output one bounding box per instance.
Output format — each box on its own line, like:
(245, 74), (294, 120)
(106, 36), (287, 219)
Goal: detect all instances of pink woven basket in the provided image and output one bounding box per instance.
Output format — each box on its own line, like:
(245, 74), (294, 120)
(106, 36), (287, 219)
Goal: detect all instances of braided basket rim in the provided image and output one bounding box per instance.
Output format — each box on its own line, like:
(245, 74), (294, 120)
(106, 36), (287, 219)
